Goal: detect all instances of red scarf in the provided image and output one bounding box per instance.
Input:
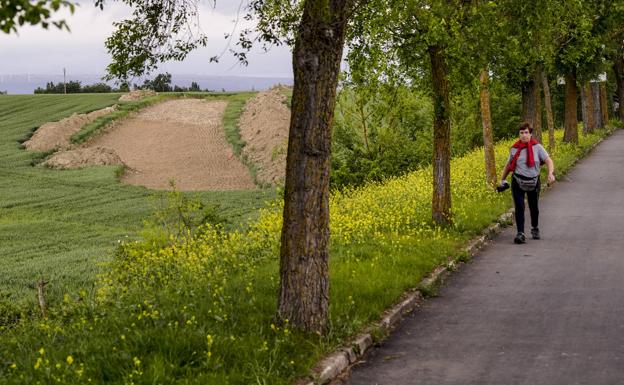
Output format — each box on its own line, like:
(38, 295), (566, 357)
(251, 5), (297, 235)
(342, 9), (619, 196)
(507, 138), (539, 172)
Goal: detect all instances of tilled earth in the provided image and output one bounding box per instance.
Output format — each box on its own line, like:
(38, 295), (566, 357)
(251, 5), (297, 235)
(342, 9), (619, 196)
(85, 99), (256, 191)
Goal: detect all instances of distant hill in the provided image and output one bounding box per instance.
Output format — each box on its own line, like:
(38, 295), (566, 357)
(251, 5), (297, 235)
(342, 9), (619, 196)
(0, 74), (293, 94)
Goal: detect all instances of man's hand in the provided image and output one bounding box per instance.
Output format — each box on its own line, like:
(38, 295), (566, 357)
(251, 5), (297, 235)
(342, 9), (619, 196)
(547, 172), (556, 184)
(496, 180), (510, 193)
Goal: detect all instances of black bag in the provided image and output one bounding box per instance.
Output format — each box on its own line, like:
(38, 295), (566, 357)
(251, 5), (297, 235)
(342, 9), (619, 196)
(513, 173), (539, 192)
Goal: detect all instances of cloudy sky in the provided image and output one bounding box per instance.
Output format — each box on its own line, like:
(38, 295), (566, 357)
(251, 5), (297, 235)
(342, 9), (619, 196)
(0, 1), (293, 77)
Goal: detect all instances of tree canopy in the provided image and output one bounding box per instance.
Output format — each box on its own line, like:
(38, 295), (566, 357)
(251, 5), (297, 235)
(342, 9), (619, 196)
(0, 0), (74, 33)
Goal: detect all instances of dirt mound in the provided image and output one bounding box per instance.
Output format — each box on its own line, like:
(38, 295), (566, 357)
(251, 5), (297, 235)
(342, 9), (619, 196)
(23, 106), (117, 152)
(42, 147), (124, 169)
(239, 85), (291, 185)
(119, 89), (157, 102)
(86, 99), (256, 191)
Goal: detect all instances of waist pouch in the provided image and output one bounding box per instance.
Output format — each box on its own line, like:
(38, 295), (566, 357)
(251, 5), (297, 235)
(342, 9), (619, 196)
(513, 173), (539, 192)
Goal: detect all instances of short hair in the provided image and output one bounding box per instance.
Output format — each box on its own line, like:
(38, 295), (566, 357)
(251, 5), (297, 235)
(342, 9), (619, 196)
(519, 122), (533, 133)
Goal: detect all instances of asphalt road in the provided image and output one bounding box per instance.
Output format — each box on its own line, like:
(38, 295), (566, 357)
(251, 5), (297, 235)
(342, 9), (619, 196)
(345, 130), (624, 385)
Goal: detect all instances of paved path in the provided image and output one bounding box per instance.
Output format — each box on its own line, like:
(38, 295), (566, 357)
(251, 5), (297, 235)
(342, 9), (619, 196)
(346, 130), (624, 385)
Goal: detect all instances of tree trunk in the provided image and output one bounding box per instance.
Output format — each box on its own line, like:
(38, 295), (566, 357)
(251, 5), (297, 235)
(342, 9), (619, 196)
(600, 82), (609, 125)
(591, 82), (602, 129)
(479, 68), (497, 188)
(563, 70), (579, 144)
(581, 82), (595, 134)
(522, 69), (541, 141)
(614, 57), (624, 121)
(580, 82), (587, 133)
(429, 44), (452, 226)
(357, 98), (370, 154)
(521, 76), (538, 130)
(541, 70), (555, 152)
(277, 0), (351, 333)
(533, 70), (543, 143)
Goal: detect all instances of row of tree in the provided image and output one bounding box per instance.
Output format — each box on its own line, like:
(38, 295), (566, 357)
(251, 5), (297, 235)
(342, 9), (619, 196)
(245, 0), (624, 332)
(34, 81), (121, 94)
(4, 0), (624, 333)
(32, 74), (211, 94)
(135, 73), (211, 92)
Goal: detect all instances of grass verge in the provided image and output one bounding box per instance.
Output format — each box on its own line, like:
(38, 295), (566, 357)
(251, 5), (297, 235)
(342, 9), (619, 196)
(218, 92), (275, 188)
(0, 123), (616, 384)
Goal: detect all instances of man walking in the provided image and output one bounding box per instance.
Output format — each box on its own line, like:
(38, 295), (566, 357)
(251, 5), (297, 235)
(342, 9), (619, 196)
(499, 122), (556, 244)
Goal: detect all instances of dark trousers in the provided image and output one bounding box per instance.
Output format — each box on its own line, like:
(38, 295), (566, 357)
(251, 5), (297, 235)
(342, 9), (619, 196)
(511, 176), (541, 234)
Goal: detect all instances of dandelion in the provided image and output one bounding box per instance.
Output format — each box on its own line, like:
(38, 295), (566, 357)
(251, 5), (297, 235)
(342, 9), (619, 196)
(66, 355), (74, 365)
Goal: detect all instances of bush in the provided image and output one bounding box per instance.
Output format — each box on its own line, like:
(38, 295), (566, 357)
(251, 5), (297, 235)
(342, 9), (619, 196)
(331, 85), (434, 189)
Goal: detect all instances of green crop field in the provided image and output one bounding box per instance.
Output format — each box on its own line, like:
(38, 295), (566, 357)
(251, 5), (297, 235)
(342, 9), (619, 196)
(0, 94), (276, 303)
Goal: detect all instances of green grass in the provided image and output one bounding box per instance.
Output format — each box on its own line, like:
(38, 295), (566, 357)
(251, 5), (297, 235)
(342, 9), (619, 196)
(281, 88), (293, 109)
(0, 105), (615, 384)
(218, 92), (256, 156)
(0, 94), (276, 302)
(216, 91), (275, 188)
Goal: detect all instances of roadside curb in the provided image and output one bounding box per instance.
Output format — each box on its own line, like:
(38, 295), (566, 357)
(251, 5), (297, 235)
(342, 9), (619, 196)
(300, 127), (617, 385)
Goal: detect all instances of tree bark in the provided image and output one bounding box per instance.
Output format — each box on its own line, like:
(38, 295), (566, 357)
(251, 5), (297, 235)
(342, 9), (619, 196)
(521, 77), (538, 129)
(563, 69), (579, 144)
(479, 69), (497, 188)
(600, 82), (609, 125)
(541, 70), (555, 152)
(357, 97), (370, 154)
(533, 70), (543, 143)
(429, 44), (452, 226)
(591, 82), (603, 129)
(614, 57), (624, 121)
(521, 69), (541, 142)
(581, 82), (595, 134)
(277, 0), (351, 333)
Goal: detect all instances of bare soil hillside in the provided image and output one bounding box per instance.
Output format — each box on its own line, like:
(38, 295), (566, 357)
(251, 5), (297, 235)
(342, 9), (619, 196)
(239, 85), (291, 186)
(43, 147), (124, 169)
(26, 91), (292, 191)
(23, 106), (117, 152)
(85, 99), (256, 191)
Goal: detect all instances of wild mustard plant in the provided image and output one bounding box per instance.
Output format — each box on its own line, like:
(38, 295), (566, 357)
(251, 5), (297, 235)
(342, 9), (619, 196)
(0, 127), (613, 384)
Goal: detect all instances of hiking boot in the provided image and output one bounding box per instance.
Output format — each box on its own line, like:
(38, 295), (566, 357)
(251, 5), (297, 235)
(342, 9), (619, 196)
(531, 227), (540, 240)
(514, 232), (526, 244)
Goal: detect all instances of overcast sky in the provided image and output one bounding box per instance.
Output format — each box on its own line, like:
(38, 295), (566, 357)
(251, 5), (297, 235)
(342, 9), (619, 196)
(0, 1), (293, 78)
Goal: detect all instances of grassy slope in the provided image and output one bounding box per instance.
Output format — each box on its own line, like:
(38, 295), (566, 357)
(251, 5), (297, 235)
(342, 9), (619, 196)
(0, 94), (275, 302)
